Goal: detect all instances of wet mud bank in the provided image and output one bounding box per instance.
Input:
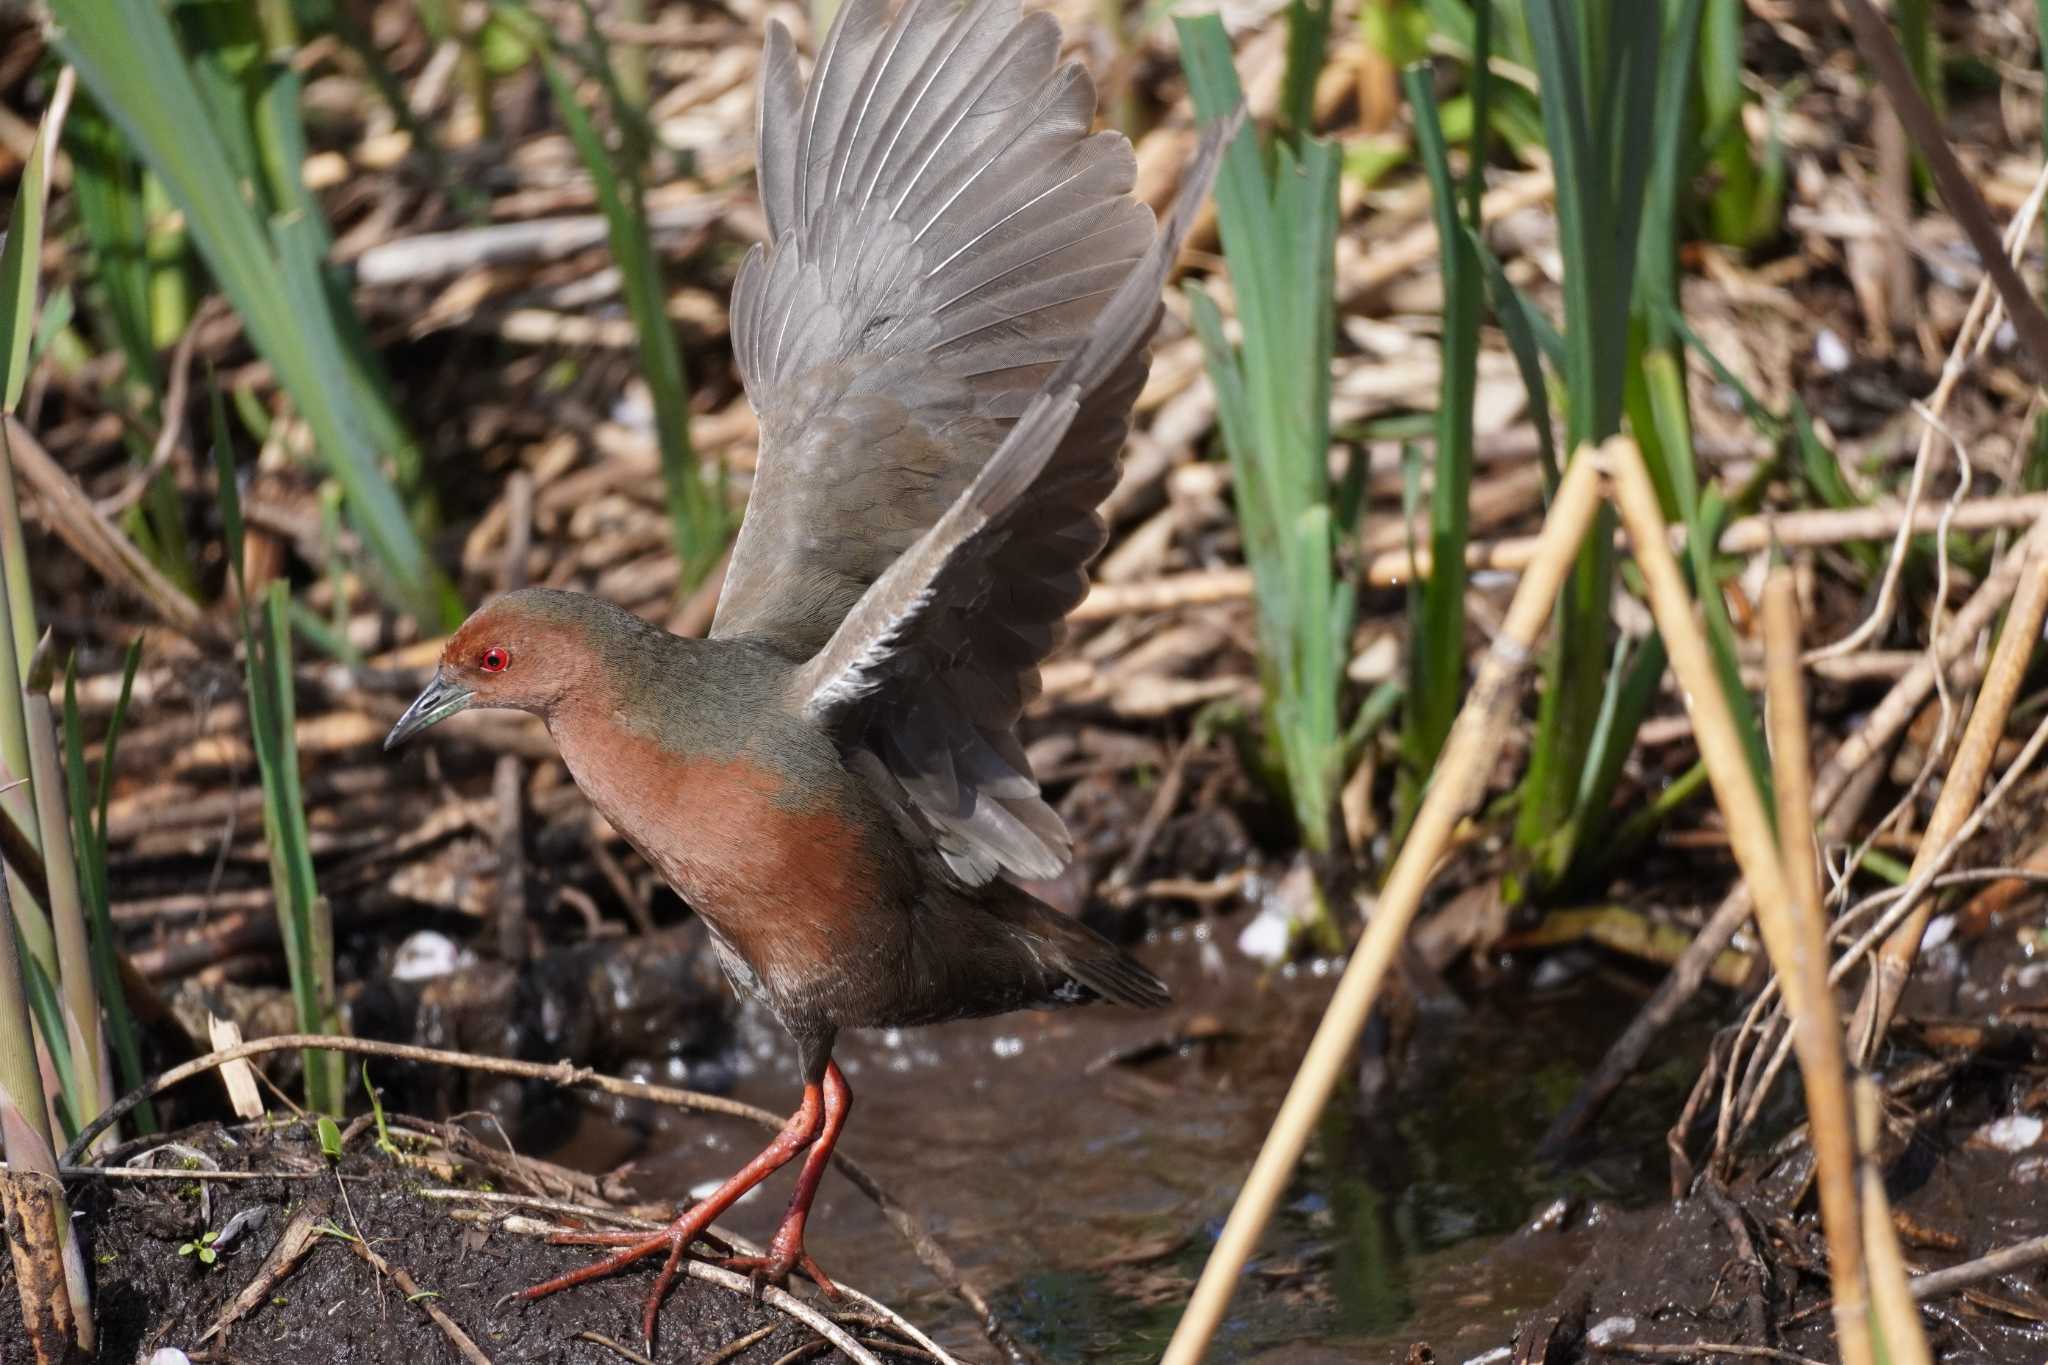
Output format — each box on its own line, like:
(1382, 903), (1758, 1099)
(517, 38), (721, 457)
(0, 1120), (920, 1365)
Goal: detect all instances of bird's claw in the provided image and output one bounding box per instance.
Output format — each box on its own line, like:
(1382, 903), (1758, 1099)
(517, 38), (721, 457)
(509, 1210), (724, 1346)
(719, 1242), (841, 1300)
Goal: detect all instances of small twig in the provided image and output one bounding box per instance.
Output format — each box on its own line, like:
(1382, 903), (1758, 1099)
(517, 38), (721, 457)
(682, 1260), (882, 1365)
(1104, 737), (1191, 889)
(345, 1235), (494, 1365)
(573, 1331), (656, 1365)
(1849, 546), (2048, 1062)
(419, 1187), (653, 1228)
(699, 1323), (779, 1365)
(0, 1162), (319, 1183)
(1907, 1232), (2048, 1302)
(199, 1201), (328, 1343)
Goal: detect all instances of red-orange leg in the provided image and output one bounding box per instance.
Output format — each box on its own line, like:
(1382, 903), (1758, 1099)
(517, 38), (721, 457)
(721, 1060), (851, 1297)
(515, 1080), (826, 1344)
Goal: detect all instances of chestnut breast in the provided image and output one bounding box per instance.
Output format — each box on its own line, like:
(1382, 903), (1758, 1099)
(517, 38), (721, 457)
(546, 695), (901, 1006)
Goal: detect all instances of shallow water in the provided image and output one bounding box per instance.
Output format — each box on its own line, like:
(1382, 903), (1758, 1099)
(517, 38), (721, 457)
(585, 919), (1700, 1360)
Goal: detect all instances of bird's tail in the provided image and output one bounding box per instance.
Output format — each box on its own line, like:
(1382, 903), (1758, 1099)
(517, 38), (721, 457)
(1006, 891), (1171, 1010)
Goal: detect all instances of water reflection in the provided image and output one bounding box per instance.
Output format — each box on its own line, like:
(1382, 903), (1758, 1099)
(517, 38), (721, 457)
(607, 926), (1699, 1360)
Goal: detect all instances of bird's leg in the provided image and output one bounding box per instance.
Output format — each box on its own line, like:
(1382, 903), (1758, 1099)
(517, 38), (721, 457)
(721, 1059), (850, 1297)
(514, 1081), (826, 1344)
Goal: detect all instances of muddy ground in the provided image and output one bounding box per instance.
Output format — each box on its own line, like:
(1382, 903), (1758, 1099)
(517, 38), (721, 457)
(0, 1118), (914, 1365)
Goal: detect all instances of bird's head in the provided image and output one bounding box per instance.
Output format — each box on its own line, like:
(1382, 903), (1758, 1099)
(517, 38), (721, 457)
(385, 588), (604, 749)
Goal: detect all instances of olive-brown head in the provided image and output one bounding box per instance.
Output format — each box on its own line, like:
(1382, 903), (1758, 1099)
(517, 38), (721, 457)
(385, 588), (604, 749)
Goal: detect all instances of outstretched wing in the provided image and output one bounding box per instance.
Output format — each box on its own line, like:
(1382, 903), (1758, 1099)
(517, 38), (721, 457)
(785, 115), (1233, 884)
(716, 0), (1154, 657)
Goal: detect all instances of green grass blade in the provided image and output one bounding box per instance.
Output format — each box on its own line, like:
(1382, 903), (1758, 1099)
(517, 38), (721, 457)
(93, 641), (143, 848)
(51, 0), (455, 627)
(67, 102), (161, 388)
(0, 95), (52, 412)
(1471, 232), (1560, 489)
(62, 656), (152, 1134)
(29, 687), (101, 1137)
(213, 379), (339, 1110)
(1181, 14), (1347, 853)
(1278, 0), (1333, 144)
(537, 44), (723, 588)
(1397, 65), (1481, 837)
(0, 96), (53, 675)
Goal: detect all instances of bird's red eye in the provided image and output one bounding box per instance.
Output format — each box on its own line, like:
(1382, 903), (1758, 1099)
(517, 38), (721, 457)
(479, 646), (510, 673)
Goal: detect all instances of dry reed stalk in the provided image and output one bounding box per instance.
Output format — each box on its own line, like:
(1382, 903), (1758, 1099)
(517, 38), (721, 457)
(0, 1166), (82, 1365)
(1071, 491), (2048, 621)
(1848, 546), (2048, 1063)
(0, 879), (91, 1362)
(1760, 567), (1870, 1365)
(1, 416), (220, 644)
(1548, 500), (2048, 1151)
(1161, 451), (1605, 1365)
(1854, 1077), (1934, 1362)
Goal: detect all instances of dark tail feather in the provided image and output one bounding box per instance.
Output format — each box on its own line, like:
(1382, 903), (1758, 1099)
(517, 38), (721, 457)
(1013, 895), (1171, 1010)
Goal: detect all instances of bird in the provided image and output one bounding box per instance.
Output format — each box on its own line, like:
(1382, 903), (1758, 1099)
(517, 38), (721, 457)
(385, 0), (1233, 1341)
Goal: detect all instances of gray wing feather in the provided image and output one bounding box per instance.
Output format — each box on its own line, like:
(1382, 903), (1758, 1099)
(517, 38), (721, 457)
(787, 115), (1234, 882)
(722, 0), (1235, 884)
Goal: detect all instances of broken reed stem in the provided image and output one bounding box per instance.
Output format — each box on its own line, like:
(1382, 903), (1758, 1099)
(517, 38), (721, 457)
(1760, 568), (1870, 1365)
(1614, 443), (1887, 1350)
(59, 1030), (1024, 1364)
(1162, 451), (1604, 1365)
(0, 876), (90, 1362)
(1854, 1077), (1935, 1363)
(1906, 1231), (2048, 1301)
(1849, 546), (2048, 1063)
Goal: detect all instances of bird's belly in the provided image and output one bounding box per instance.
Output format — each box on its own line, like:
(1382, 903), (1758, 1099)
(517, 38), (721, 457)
(561, 730), (902, 1016)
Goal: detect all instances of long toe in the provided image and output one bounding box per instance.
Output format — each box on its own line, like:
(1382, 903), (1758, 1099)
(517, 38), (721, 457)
(516, 1229), (678, 1303)
(719, 1245), (840, 1299)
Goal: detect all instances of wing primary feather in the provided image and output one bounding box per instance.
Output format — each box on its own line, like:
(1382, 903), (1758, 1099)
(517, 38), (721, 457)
(884, 13), (1055, 221)
(849, 0), (1005, 218)
(925, 157), (1111, 279)
(908, 62), (1088, 244)
(755, 24), (803, 240)
(733, 0), (1240, 885)
(825, 0), (932, 209)
(790, 105), (1240, 727)
(1038, 104), (1242, 398)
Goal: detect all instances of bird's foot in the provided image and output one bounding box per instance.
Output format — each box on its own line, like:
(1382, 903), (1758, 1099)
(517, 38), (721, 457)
(514, 1204), (722, 1343)
(720, 1219), (840, 1299)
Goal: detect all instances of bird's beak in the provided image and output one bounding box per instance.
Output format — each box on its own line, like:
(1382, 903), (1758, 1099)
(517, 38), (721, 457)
(385, 669), (474, 751)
